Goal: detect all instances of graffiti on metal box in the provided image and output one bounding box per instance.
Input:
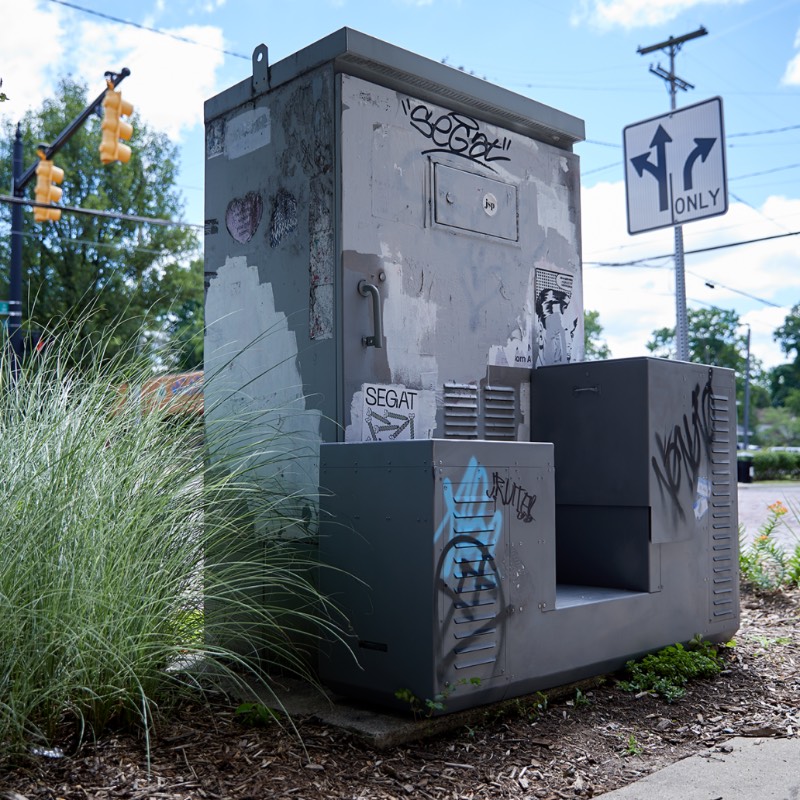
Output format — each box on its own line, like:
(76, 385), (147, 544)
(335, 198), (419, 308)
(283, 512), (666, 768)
(402, 99), (511, 169)
(652, 372), (713, 521)
(434, 458), (506, 683)
(487, 472), (536, 523)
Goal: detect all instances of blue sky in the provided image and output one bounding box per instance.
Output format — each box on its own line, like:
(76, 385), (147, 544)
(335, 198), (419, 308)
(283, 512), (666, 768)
(2, 0), (799, 367)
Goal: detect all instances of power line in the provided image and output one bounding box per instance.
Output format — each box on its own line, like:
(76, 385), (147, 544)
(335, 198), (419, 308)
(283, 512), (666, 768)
(0, 194), (202, 229)
(46, 0), (248, 60)
(684, 270), (781, 308)
(584, 228), (800, 267)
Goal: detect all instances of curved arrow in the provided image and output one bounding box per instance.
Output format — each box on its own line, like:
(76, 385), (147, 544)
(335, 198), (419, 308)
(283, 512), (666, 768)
(683, 137), (716, 191)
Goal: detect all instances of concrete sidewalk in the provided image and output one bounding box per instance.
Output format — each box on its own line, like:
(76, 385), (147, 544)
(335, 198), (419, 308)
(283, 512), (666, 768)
(596, 735), (800, 799)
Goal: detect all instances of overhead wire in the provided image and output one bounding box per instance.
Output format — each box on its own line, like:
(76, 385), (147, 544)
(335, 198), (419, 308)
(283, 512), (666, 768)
(45, 0), (248, 60)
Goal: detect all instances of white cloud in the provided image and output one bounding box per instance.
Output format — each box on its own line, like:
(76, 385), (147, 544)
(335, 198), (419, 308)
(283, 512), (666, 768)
(581, 181), (800, 369)
(0, 1), (65, 120)
(572, 0), (748, 30)
(72, 21), (225, 140)
(782, 29), (800, 84)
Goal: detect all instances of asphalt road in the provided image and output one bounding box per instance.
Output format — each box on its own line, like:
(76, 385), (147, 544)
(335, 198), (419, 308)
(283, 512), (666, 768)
(737, 480), (800, 549)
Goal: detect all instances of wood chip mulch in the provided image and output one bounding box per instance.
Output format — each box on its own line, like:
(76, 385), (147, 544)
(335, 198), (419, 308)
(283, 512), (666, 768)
(2, 587), (798, 800)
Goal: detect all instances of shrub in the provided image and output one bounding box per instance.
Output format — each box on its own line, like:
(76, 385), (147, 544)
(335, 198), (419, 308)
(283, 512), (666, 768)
(0, 318), (345, 760)
(752, 450), (800, 481)
(739, 501), (794, 593)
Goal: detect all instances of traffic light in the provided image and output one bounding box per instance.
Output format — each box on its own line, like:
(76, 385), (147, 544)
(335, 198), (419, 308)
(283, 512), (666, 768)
(33, 152), (64, 223)
(99, 83), (133, 164)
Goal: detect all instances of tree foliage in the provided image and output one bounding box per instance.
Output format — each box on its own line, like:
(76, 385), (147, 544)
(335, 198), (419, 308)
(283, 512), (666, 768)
(0, 78), (199, 365)
(770, 304), (800, 408)
(583, 309), (611, 361)
(647, 307), (770, 441)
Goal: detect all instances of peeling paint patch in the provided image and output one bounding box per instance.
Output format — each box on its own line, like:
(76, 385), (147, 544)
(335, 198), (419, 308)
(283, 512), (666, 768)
(225, 107), (271, 160)
(380, 246), (439, 388)
(204, 256), (321, 500)
(269, 188), (298, 248)
(346, 382), (436, 442)
(206, 118), (224, 159)
(535, 181), (574, 241)
(309, 178), (334, 340)
(225, 191), (263, 244)
(489, 269), (535, 368)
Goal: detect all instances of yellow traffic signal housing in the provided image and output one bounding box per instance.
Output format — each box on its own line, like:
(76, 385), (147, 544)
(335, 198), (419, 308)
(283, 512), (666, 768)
(100, 84), (134, 164)
(33, 154), (64, 223)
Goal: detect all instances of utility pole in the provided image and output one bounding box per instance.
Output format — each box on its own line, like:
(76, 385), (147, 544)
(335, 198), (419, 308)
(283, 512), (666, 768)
(9, 68), (130, 362)
(638, 26), (707, 362)
(743, 324), (751, 450)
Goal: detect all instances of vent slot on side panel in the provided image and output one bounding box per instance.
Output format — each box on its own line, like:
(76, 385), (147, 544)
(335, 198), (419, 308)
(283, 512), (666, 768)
(484, 384), (516, 440)
(444, 383), (479, 438)
(709, 391), (736, 620)
(446, 496), (501, 670)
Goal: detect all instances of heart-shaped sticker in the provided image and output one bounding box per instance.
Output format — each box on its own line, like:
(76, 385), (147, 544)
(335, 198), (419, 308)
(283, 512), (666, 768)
(225, 191), (263, 243)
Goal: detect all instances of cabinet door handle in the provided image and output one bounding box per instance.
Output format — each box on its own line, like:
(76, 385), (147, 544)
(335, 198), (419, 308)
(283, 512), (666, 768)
(358, 280), (383, 348)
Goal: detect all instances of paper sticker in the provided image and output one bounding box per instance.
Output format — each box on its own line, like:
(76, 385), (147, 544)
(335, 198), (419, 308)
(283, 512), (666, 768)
(346, 383), (436, 442)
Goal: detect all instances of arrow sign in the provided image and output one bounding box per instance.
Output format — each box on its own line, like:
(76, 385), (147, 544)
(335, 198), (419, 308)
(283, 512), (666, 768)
(630, 124), (672, 211)
(623, 96), (728, 235)
(683, 137), (716, 190)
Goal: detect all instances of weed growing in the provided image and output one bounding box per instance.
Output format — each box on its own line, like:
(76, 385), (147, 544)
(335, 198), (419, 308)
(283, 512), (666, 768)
(617, 635), (723, 702)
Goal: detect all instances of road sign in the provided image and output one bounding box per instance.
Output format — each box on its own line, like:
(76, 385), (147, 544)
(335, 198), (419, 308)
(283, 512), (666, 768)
(623, 96), (727, 235)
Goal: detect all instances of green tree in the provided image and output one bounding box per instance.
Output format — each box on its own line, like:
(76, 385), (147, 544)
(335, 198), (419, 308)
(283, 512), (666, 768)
(583, 309), (611, 360)
(770, 304), (800, 407)
(646, 307), (769, 441)
(0, 78), (199, 365)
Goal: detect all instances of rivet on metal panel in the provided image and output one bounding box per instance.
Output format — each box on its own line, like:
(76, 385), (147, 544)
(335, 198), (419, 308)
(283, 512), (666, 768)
(252, 44), (270, 94)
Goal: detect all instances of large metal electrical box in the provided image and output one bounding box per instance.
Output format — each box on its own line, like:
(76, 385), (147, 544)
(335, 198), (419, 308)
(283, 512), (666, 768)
(204, 28), (585, 454)
(204, 30), (740, 715)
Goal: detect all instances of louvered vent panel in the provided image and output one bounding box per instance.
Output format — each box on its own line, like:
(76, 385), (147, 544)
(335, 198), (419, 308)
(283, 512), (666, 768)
(444, 383), (479, 439)
(483, 385), (516, 440)
(449, 495), (501, 670)
(709, 391), (735, 620)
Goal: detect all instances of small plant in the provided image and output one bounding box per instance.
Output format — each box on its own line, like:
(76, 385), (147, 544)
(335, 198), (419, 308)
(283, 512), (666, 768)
(617, 635), (723, 702)
(573, 688), (591, 708)
(624, 733), (643, 756)
(395, 677), (482, 719)
(235, 702), (281, 727)
(739, 501), (792, 592)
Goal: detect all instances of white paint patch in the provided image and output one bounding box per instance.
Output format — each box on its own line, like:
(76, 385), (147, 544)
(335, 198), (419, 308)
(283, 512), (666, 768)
(225, 106), (271, 160)
(379, 244), (439, 389)
(488, 268), (536, 368)
(345, 382), (436, 442)
(694, 476), (711, 521)
(204, 256), (321, 514)
(535, 180), (574, 241)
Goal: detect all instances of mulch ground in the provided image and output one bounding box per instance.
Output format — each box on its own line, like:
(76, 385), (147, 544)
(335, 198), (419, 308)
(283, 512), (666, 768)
(2, 586), (798, 800)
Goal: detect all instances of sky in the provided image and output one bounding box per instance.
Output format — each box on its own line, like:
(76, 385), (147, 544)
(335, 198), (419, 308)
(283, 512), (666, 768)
(1, 0), (798, 370)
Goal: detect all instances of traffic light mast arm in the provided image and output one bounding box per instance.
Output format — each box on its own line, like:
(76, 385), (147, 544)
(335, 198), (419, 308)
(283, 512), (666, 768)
(13, 67), (130, 195)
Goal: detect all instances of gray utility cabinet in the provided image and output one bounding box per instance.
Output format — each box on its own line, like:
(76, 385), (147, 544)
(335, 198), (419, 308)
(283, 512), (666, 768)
(204, 28), (585, 452)
(319, 439), (556, 713)
(319, 358), (739, 713)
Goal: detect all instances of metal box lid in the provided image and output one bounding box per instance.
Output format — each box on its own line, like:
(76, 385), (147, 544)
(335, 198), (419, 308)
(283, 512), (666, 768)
(205, 27), (585, 150)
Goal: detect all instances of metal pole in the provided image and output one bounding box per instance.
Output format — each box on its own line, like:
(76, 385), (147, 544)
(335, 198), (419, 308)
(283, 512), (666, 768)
(10, 124), (24, 360)
(638, 28), (706, 362)
(668, 42), (690, 361)
(743, 325), (751, 450)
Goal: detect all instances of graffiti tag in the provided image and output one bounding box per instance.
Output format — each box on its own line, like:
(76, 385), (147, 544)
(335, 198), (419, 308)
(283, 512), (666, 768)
(651, 372), (714, 521)
(486, 472), (536, 523)
(402, 99), (511, 169)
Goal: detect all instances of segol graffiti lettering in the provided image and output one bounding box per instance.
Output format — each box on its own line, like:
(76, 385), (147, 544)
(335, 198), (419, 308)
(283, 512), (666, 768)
(402, 99), (511, 169)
